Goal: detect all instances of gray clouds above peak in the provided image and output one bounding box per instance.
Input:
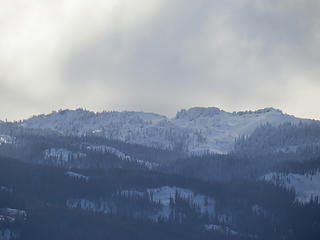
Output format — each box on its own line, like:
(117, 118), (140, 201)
(1, 0), (320, 120)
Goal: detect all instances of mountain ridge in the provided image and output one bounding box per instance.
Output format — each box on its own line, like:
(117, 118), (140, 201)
(19, 107), (315, 154)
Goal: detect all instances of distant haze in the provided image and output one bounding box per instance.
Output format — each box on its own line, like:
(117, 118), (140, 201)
(1, 0), (320, 121)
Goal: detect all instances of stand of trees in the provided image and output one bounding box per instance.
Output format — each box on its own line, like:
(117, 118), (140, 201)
(1, 121), (320, 239)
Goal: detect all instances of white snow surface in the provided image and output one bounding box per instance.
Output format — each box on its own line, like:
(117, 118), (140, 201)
(261, 172), (320, 203)
(0, 135), (15, 145)
(0, 208), (27, 224)
(85, 145), (159, 169)
(66, 199), (112, 214)
(0, 208), (26, 217)
(44, 148), (87, 162)
(66, 171), (89, 180)
(22, 107), (312, 154)
(67, 186), (215, 221)
(204, 224), (239, 236)
(121, 186), (215, 219)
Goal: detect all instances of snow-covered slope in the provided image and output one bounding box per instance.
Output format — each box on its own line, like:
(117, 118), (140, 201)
(261, 172), (320, 203)
(171, 107), (311, 153)
(121, 186), (215, 219)
(44, 148), (87, 162)
(0, 135), (15, 145)
(67, 186), (215, 221)
(66, 171), (89, 180)
(22, 107), (312, 154)
(84, 144), (159, 169)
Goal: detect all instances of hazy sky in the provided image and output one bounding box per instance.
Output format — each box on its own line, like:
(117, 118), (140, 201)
(1, 0), (320, 121)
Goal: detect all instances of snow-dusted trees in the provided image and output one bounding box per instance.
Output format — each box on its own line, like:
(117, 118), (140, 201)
(234, 121), (320, 159)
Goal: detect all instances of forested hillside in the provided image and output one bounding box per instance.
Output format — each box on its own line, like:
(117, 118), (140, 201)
(1, 110), (320, 239)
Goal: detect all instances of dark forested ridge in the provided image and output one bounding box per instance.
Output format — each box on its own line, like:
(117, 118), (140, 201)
(1, 121), (320, 239)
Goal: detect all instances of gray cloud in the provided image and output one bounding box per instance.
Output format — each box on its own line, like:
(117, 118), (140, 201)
(1, 0), (320, 120)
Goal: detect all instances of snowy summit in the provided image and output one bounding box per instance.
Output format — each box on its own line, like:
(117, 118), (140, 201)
(22, 107), (313, 154)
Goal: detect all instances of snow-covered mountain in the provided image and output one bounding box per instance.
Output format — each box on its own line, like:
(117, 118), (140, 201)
(21, 107), (313, 154)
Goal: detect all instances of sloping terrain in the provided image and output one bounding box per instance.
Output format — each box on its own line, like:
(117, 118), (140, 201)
(1, 107), (320, 239)
(1, 154), (320, 240)
(22, 107), (312, 154)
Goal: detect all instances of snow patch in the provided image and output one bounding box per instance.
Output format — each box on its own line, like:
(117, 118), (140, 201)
(66, 199), (111, 214)
(66, 171), (89, 180)
(85, 145), (159, 169)
(0, 135), (15, 145)
(261, 172), (320, 203)
(121, 186), (215, 220)
(0, 208), (27, 223)
(44, 148), (86, 162)
(204, 224), (239, 236)
(67, 186), (215, 221)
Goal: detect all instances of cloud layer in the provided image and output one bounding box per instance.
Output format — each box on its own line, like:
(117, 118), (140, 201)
(1, 0), (320, 120)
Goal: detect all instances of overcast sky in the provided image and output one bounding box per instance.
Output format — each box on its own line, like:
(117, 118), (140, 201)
(1, 0), (320, 121)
